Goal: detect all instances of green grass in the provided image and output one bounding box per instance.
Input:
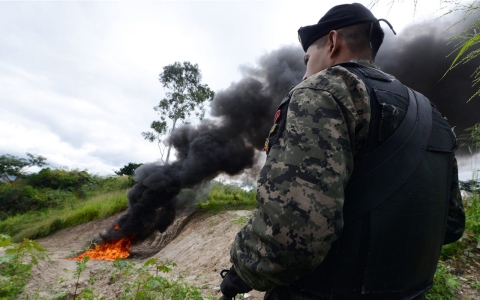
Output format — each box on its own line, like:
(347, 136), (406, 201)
(0, 235), (48, 299)
(0, 179), (257, 242)
(440, 192), (480, 261)
(426, 261), (461, 300)
(0, 190), (128, 242)
(0, 173), (133, 220)
(231, 214), (251, 227)
(427, 184), (479, 299)
(465, 193), (480, 242)
(196, 181), (257, 214)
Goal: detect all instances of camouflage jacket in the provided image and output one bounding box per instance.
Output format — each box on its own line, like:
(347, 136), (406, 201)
(229, 60), (464, 292)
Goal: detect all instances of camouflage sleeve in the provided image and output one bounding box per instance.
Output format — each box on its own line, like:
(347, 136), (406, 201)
(230, 87), (353, 291)
(443, 156), (466, 244)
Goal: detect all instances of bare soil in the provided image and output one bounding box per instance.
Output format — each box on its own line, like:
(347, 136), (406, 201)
(446, 249), (480, 300)
(19, 210), (265, 299)
(16, 209), (480, 300)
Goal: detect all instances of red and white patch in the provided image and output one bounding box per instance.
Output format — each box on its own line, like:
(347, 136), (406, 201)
(273, 110), (281, 124)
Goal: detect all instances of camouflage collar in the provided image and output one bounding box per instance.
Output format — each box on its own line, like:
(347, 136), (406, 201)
(348, 59), (380, 70)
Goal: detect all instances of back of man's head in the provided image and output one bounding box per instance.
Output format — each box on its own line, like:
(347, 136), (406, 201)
(298, 3), (392, 61)
(337, 22), (385, 60)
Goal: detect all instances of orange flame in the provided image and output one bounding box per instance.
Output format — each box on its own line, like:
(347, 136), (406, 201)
(114, 225), (120, 230)
(69, 237), (133, 261)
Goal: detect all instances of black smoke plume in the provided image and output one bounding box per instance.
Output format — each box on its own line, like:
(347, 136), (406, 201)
(100, 17), (479, 244)
(375, 18), (480, 143)
(99, 46), (305, 243)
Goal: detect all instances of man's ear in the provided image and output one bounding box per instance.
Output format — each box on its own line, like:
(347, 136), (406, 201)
(328, 30), (341, 59)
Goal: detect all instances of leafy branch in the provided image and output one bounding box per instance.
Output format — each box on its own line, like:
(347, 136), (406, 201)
(73, 256), (90, 299)
(0, 153), (47, 183)
(0, 234), (48, 298)
(441, 1), (480, 101)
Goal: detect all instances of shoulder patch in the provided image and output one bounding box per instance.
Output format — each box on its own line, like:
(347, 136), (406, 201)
(264, 93), (291, 153)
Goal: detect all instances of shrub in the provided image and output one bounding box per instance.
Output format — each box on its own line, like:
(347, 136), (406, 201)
(87, 175), (135, 193)
(0, 190), (128, 241)
(25, 167), (92, 190)
(0, 182), (46, 216)
(0, 234), (48, 299)
(426, 261), (461, 300)
(0, 171), (132, 221)
(197, 181), (257, 214)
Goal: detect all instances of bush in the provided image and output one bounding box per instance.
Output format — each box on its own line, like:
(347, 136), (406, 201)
(0, 171), (132, 220)
(197, 181), (257, 214)
(0, 191), (128, 241)
(0, 181), (79, 219)
(25, 167), (92, 190)
(426, 262), (461, 300)
(0, 182), (48, 216)
(0, 234), (48, 299)
(87, 175), (135, 192)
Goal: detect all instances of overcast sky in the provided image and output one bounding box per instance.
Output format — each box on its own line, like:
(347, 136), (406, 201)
(1, 0), (478, 180)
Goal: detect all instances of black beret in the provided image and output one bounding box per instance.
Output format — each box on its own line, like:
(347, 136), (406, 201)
(298, 3), (378, 52)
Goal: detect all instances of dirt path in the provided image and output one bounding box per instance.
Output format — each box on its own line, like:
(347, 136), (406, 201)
(18, 209), (480, 299)
(20, 210), (265, 299)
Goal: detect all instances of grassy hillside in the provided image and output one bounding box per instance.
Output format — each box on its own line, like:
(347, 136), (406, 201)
(197, 181), (257, 214)
(1, 168), (479, 299)
(0, 176), (256, 242)
(0, 173), (132, 241)
(0, 190), (128, 242)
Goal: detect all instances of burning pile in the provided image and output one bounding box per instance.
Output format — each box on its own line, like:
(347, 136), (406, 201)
(69, 237), (132, 261)
(69, 225), (134, 261)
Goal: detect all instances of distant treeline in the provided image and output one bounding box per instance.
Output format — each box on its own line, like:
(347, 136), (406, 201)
(0, 153), (137, 220)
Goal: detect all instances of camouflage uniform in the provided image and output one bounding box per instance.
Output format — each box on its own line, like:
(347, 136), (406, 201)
(446, 157), (465, 244)
(229, 60), (464, 296)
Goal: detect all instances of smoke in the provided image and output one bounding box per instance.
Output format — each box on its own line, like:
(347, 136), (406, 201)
(100, 17), (480, 244)
(210, 46), (306, 148)
(99, 46), (305, 244)
(376, 15), (480, 179)
(375, 17), (480, 146)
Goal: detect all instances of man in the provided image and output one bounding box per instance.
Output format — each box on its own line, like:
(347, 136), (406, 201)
(220, 3), (465, 299)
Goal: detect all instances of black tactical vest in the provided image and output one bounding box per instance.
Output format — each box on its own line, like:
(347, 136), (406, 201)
(289, 63), (458, 299)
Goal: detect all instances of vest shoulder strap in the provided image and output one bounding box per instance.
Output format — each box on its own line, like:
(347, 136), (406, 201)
(340, 63), (433, 226)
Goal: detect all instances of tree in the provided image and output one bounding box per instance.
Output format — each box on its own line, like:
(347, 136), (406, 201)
(114, 162), (143, 176)
(142, 61), (214, 164)
(0, 153), (47, 183)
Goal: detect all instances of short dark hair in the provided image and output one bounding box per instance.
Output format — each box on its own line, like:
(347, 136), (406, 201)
(338, 22), (385, 60)
(314, 22), (385, 60)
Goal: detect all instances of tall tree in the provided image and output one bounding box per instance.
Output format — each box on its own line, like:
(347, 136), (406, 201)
(0, 153), (47, 183)
(142, 61), (214, 164)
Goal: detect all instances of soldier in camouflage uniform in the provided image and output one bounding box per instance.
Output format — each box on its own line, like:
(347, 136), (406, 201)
(220, 3), (465, 300)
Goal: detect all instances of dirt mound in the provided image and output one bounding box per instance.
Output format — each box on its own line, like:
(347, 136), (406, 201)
(19, 210), (265, 299)
(152, 210), (264, 297)
(15, 208), (480, 300)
